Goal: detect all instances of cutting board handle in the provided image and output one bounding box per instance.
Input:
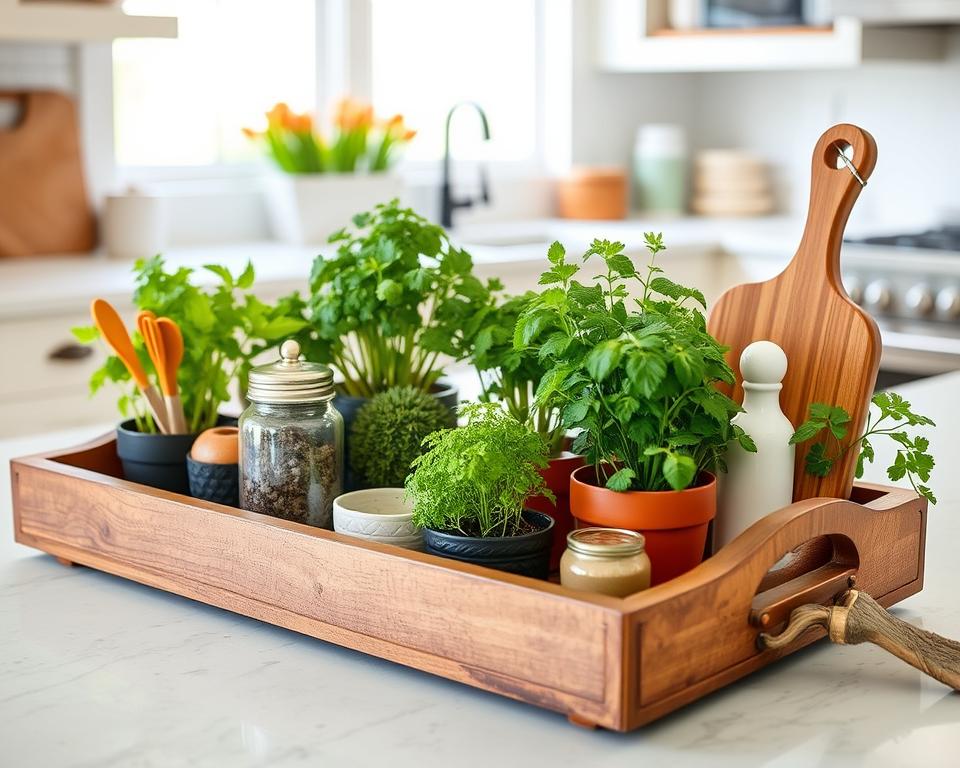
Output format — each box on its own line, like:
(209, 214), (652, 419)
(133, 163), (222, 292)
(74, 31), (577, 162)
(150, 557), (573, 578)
(789, 123), (877, 285)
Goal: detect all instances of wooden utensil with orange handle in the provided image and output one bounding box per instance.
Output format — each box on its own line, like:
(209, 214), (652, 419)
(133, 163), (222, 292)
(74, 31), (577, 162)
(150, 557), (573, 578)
(91, 299), (169, 433)
(156, 317), (187, 433)
(707, 124), (881, 503)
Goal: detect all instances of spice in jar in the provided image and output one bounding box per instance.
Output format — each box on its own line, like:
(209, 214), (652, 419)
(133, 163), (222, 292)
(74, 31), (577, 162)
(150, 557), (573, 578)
(239, 340), (343, 529)
(560, 528), (651, 597)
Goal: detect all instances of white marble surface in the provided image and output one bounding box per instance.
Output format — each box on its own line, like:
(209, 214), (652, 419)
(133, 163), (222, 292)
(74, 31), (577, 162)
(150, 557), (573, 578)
(2, 374), (960, 767)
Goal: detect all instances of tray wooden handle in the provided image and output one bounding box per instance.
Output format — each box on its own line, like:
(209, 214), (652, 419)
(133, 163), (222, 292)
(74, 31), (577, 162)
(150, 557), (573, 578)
(761, 590), (960, 691)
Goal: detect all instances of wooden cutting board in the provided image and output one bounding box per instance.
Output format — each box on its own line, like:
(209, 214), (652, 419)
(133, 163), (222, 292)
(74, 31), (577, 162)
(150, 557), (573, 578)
(0, 90), (96, 257)
(708, 124), (881, 502)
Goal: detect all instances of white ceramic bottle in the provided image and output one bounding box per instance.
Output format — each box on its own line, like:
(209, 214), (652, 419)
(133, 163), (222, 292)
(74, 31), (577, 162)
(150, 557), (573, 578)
(715, 341), (795, 549)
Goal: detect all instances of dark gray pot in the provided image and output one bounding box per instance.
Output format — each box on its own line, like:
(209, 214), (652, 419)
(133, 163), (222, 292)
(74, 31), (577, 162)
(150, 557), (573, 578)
(186, 456), (240, 507)
(336, 378), (459, 492)
(116, 420), (198, 494)
(422, 510), (554, 580)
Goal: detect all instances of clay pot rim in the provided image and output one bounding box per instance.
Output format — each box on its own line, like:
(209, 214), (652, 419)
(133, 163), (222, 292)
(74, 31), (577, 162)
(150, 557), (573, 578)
(571, 464), (716, 495)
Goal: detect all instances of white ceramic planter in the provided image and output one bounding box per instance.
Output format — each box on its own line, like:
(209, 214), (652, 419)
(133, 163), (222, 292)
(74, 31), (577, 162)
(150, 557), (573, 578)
(332, 488), (422, 550)
(264, 172), (404, 245)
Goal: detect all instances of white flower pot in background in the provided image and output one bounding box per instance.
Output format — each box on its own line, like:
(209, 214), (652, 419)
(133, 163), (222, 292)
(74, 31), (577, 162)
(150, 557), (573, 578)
(264, 172), (404, 245)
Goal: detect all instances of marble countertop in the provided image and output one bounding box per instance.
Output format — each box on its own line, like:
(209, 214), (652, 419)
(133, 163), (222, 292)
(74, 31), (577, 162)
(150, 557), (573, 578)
(3, 373), (960, 767)
(0, 216), (803, 321)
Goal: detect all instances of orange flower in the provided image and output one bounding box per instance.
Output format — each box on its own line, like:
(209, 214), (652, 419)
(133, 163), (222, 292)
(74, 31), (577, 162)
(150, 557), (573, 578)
(241, 126), (260, 140)
(402, 128), (416, 141)
(266, 102), (292, 129)
(334, 97), (375, 132)
(382, 114), (415, 142)
(289, 113), (314, 133)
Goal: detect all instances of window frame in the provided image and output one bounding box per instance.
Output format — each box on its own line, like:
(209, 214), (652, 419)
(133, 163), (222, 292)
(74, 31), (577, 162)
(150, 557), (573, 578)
(109, 0), (569, 187)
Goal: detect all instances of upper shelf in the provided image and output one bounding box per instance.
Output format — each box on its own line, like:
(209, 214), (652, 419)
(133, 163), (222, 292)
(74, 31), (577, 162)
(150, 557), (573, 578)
(597, 1), (947, 72)
(0, 0), (177, 42)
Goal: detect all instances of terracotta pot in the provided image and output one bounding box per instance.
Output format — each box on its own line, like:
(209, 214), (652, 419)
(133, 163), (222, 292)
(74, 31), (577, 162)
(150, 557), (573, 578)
(526, 452), (586, 571)
(569, 466), (716, 585)
(556, 167), (628, 220)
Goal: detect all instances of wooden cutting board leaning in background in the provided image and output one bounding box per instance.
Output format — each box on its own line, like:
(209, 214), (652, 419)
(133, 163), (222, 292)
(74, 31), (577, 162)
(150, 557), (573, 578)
(708, 124), (881, 503)
(0, 90), (96, 257)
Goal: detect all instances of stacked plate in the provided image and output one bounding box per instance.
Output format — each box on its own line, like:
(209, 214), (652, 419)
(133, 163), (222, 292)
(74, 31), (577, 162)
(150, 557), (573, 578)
(692, 150), (774, 217)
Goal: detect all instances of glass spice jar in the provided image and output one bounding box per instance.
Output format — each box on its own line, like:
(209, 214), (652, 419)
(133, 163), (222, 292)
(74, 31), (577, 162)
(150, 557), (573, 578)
(239, 339), (343, 529)
(560, 528), (651, 597)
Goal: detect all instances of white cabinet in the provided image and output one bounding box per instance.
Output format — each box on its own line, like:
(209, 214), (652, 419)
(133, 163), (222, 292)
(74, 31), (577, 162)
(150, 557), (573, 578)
(597, 0), (946, 72)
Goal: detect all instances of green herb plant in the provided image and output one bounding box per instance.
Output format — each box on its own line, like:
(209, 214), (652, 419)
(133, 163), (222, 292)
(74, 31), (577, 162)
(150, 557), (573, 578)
(406, 402), (554, 538)
(306, 200), (499, 398)
(465, 292), (565, 457)
(73, 256), (306, 433)
(515, 234), (755, 493)
(790, 392), (937, 504)
(350, 386), (455, 487)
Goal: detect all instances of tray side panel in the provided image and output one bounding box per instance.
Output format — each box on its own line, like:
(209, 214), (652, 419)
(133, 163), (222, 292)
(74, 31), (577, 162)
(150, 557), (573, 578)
(12, 460), (625, 728)
(623, 494), (925, 728)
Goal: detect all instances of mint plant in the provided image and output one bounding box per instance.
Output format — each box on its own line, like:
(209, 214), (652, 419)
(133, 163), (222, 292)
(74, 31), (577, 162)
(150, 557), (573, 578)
(791, 392), (937, 504)
(515, 234), (754, 493)
(406, 402), (554, 537)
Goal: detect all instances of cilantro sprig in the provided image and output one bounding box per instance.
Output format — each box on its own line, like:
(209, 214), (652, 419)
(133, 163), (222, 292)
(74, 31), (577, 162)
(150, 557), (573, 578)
(790, 392), (936, 504)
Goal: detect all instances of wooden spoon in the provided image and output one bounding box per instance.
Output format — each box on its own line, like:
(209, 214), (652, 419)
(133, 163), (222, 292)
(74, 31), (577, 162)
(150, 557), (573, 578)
(708, 124), (881, 502)
(90, 299), (169, 433)
(156, 317), (187, 433)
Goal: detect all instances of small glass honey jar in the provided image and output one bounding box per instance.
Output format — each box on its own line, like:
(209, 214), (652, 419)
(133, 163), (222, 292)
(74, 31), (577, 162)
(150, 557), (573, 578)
(560, 528), (651, 597)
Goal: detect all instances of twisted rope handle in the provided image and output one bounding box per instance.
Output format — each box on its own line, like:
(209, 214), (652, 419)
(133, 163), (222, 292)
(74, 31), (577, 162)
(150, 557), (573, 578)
(761, 590), (960, 691)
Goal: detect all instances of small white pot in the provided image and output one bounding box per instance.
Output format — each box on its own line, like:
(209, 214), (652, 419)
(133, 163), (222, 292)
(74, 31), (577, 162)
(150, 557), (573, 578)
(332, 488), (422, 550)
(264, 172), (404, 245)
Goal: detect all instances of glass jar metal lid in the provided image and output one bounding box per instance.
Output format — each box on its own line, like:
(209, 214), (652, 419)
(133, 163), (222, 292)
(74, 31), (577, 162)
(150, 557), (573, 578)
(566, 528), (646, 558)
(247, 339), (334, 404)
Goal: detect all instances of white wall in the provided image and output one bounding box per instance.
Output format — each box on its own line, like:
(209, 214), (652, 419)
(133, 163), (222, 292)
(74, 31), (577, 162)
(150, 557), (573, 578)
(689, 29), (960, 231)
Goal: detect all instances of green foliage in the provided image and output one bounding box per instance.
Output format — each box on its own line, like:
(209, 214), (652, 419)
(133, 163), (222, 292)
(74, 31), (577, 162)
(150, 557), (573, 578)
(350, 386), (455, 487)
(72, 256), (305, 433)
(406, 402), (554, 537)
(514, 233), (752, 493)
(790, 392), (937, 504)
(457, 291), (565, 456)
(304, 200), (499, 398)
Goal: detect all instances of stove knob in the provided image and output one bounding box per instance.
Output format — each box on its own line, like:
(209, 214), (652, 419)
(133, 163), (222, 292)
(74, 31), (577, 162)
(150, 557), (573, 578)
(863, 280), (892, 312)
(904, 284), (934, 316)
(936, 287), (960, 319)
(842, 275), (863, 304)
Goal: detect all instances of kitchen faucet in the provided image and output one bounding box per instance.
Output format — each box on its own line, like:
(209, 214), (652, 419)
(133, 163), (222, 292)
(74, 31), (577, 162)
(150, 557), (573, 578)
(440, 101), (491, 228)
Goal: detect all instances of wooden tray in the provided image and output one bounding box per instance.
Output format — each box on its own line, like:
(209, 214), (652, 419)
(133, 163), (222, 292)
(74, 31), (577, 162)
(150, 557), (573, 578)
(10, 434), (927, 732)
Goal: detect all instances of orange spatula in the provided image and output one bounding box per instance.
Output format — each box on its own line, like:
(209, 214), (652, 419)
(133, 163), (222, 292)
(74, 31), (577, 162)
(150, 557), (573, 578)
(708, 124), (881, 502)
(91, 299), (169, 433)
(156, 317), (187, 433)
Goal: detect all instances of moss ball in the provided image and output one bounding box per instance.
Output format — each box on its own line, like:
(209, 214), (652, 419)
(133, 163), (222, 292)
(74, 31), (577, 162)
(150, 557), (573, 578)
(350, 386), (456, 487)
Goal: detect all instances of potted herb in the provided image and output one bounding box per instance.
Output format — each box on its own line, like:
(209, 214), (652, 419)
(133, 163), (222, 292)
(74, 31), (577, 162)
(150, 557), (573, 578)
(463, 292), (585, 570)
(244, 100), (415, 244)
(350, 386), (455, 488)
(304, 200), (497, 488)
(515, 235), (753, 585)
(405, 402), (556, 579)
(73, 256), (305, 493)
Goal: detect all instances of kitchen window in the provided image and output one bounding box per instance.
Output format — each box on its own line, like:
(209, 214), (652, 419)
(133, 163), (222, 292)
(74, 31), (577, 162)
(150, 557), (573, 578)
(113, 0), (316, 171)
(112, 0), (554, 180)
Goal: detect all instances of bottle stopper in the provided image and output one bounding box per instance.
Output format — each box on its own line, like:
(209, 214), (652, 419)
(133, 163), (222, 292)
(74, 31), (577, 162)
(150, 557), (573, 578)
(740, 340), (787, 390)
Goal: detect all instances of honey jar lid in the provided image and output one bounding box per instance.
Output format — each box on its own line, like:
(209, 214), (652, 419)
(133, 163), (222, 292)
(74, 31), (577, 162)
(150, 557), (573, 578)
(247, 340), (334, 403)
(567, 528), (646, 558)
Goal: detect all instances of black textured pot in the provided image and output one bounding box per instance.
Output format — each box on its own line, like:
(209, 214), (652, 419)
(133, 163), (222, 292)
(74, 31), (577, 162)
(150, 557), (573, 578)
(116, 416), (237, 495)
(336, 378), (459, 492)
(186, 456), (240, 506)
(116, 420), (198, 494)
(422, 510), (554, 579)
